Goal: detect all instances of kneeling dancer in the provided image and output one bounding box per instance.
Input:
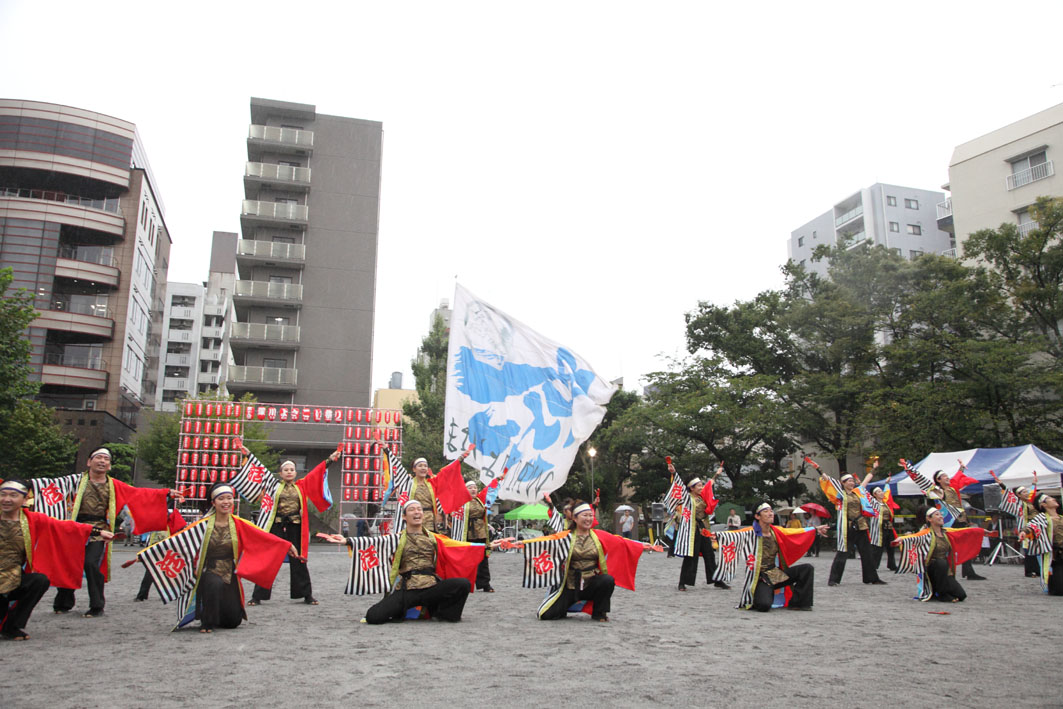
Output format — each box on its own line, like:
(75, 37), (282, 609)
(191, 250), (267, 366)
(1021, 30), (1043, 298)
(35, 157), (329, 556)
(0, 479), (113, 639)
(322, 499), (489, 623)
(521, 502), (662, 622)
(893, 506), (984, 602)
(137, 483), (296, 632)
(712, 502), (826, 611)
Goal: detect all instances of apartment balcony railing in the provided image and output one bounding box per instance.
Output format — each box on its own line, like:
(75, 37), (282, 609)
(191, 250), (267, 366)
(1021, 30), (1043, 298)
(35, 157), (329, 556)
(1018, 221), (1038, 237)
(936, 198), (952, 220)
(44, 352), (106, 370)
(200, 349), (223, 362)
(167, 328), (195, 342)
(248, 124), (314, 150)
(230, 322), (301, 345)
(1, 186), (122, 214)
(170, 306), (195, 320)
(233, 280), (303, 302)
(834, 204), (864, 227)
(941, 248), (958, 259)
(245, 162), (311, 185)
(165, 353), (191, 367)
(236, 239), (306, 262)
(58, 245), (117, 267)
(228, 365), (298, 388)
(52, 295), (110, 318)
(1006, 161), (1054, 190)
(241, 200), (308, 223)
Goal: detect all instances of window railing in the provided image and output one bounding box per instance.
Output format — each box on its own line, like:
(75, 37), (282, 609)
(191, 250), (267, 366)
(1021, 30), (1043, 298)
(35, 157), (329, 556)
(248, 124), (314, 148)
(1006, 160), (1054, 190)
(834, 204), (864, 227)
(241, 200), (308, 222)
(229, 365), (298, 386)
(936, 198), (952, 219)
(231, 322), (301, 342)
(58, 245), (117, 267)
(245, 162), (311, 183)
(234, 280), (303, 300)
(44, 352), (106, 370)
(1, 186), (121, 214)
(51, 295), (110, 318)
(941, 248), (958, 259)
(1018, 221), (1038, 237)
(237, 239), (306, 260)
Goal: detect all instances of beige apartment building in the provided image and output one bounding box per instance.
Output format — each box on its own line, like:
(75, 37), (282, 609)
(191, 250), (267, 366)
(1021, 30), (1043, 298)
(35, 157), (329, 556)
(943, 102), (1063, 250)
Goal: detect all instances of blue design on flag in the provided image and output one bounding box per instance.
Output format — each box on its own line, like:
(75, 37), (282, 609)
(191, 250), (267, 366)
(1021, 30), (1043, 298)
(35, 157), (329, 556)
(444, 285), (617, 503)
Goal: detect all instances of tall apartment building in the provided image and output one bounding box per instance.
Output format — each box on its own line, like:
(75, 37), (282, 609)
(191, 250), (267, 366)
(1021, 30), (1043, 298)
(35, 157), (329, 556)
(788, 183), (955, 279)
(155, 231), (237, 411)
(0, 99), (170, 462)
(943, 102), (1063, 251)
(233, 97), (382, 458)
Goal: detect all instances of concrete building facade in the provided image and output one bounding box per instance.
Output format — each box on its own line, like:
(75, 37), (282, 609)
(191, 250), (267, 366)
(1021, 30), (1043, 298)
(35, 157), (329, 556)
(232, 97), (382, 456)
(788, 183), (955, 278)
(0, 99), (171, 457)
(944, 102), (1063, 251)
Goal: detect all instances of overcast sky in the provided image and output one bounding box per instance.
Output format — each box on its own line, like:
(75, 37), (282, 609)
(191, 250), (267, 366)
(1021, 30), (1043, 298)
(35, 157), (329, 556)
(3, 1), (1061, 395)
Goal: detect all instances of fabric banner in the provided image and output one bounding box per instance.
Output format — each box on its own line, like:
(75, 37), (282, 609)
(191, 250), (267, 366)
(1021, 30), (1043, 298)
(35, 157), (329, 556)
(444, 285), (617, 503)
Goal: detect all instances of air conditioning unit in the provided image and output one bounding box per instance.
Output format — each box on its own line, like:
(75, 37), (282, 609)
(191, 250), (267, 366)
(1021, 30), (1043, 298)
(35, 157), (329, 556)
(83, 400), (97, 410)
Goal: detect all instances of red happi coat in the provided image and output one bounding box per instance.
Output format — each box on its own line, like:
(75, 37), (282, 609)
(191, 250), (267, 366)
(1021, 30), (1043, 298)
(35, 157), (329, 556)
(22, 509), (96, 589)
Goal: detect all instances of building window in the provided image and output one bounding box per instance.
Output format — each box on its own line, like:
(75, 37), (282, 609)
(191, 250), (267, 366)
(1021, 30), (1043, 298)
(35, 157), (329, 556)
(263, 358), (287, 369)
(907, 224), (922, 235)
(889, 222), (899, 232)
(812, 230), (817, 239)
(909, 250), (924, 259)
(797, 236), (805, 247)
(886, 196), (896, 207)
(269, 275), (293, 284)
(799, 259), (806, 268)
(905, 198), (919, 209)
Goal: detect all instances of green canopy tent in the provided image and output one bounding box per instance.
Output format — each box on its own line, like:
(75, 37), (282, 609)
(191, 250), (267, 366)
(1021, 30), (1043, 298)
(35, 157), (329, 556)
(503, 503), (551, 537)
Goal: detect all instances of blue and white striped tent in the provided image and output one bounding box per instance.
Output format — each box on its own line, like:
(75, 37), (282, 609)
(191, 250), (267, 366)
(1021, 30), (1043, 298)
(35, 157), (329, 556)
(878, 445), (1063, 496)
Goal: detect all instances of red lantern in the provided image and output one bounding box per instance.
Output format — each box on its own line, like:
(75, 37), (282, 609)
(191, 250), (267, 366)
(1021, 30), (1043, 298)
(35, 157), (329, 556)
(184, 402), (194, 417)
(267, 407), (277, 421)
(344, 457), (352, 471)
(244, 406), (254, 420)
(178, 468), (187, 481)
(221, 437), (230, 450)
(182, 420), (191, 433)
(394, 412), (401, 425)
(345, 426), (353, 439)
(233, 403), (242, 418)
(181, 451), (189, 465)
(373, 457), (381, 471)
(193, 420), (202, 434)
(205, 403), (213, 417)
(233, 423), (241, 435)
(333, 408), (343, 422)
(198, 484), (206, 499)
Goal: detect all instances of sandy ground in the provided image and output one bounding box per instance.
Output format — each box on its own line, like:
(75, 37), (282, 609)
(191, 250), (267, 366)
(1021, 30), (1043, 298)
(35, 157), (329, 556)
(3, 545), (1058, 708)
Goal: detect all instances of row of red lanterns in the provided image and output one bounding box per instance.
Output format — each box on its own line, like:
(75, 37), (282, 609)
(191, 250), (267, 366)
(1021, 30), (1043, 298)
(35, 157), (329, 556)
(182, 401), (401, 425)
(178, 469), (233, 484)
(180, 436), (236, 451)
(342, 473), (382, 487)
(180, 451), (243, 467)
(183, 420), (241, 435)
(342, 426), (400, 441)
(343, 488), (383, 502)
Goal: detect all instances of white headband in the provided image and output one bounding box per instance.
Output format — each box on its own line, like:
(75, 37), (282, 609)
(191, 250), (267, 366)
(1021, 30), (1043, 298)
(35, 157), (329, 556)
(210, 485), (235, 501)
(413, 457), (428, 467)
(0, 480), (29, 495)
(572, 503), (593, 517)
(687, 477), (703, 488)
(402, 499), (424, 511)
(755, 502), (772, 515)
(840, 474), (854, 483)
(90, 448), (111, 459)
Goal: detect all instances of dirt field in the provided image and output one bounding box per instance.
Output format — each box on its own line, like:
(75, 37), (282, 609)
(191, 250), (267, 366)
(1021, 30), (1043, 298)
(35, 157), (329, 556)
(3, 545), (1057, 708)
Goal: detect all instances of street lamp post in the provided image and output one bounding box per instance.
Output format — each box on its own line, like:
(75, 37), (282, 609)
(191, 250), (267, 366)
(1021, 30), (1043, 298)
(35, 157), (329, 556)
(588, 446), (597, 500)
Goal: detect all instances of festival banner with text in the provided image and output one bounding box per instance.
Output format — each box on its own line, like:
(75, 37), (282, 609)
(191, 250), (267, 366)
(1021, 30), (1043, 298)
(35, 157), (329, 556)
(444, 285), (617, 503)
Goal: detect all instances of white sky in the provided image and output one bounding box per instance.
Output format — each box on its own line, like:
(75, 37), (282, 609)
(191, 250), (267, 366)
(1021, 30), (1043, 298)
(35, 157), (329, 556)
(3, 1), (1061, 394)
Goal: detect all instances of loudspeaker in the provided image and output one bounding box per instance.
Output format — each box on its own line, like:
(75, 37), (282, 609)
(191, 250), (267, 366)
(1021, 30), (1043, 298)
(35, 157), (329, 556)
(649, 502), (667, 522)
(982, 483), (1002, 513)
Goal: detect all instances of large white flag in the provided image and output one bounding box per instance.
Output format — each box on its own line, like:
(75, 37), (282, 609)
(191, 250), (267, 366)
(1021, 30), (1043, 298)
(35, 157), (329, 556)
(444, 285), (617, 503)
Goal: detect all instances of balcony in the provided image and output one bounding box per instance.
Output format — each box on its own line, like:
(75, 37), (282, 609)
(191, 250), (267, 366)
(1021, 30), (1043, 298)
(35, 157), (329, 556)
(200, 349), (223, 362)
(227, 365), (298, 392)
(34, 300), (113, 338)
(1018, 221), (1038, 237)
(163, 377), (190, 391)
(41, 353), (109, 391)
(241, 199), (308, 229)
(245, 162), (311, 191)
(1, 187), (125, 237)
(834, 204), (864, 228)
(941, 248), (958, 258)
(232, 280), (303, 307)
(236, 239), (306, 269)
(201, 325), (225, 339)
(936, 198), (954, 234)
(165, 352), (191, 367)
(230, 322), (301, 350)
(247, 124), (314, 156)
(170, 306), (195, 320)
(1, 187), (121, 215)
(167, 328), (195, 343)
(1006, 160), (1054, 190)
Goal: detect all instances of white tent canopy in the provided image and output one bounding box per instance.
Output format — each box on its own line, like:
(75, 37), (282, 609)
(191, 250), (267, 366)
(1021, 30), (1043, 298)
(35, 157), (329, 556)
(884, 445), (1063, 496)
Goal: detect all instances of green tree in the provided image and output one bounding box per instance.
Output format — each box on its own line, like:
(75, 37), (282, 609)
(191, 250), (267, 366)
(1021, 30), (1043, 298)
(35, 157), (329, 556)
(0, 267), (40, 413)
(0, 399), (78, 479)
(402, 313), (449, 470)
(102, 442), (136, 483)
(136, 392), (279, 486)
(964, 196), (1063, 360)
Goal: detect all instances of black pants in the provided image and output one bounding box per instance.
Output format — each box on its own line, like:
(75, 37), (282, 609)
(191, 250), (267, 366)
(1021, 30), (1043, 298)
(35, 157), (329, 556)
(1025, 551), (1040, 577)
(752, 564), (814, 612)
(54, 540), (106, 612)
(882, 528), (897, 569)
(829, 525), (880, 584)
(679, 532), (718, 586)
(1, 572), (49, 633)
(196, 572), (244, 630)
(1050, 557), (1063, 596)
(136, 569), (154, 601)
(539, 574), (615, 620)
(252, 519), (311, 601)
(926, 558), (966, 602)
(365, 577), (471, 624)
(469, 538), (492, 590)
